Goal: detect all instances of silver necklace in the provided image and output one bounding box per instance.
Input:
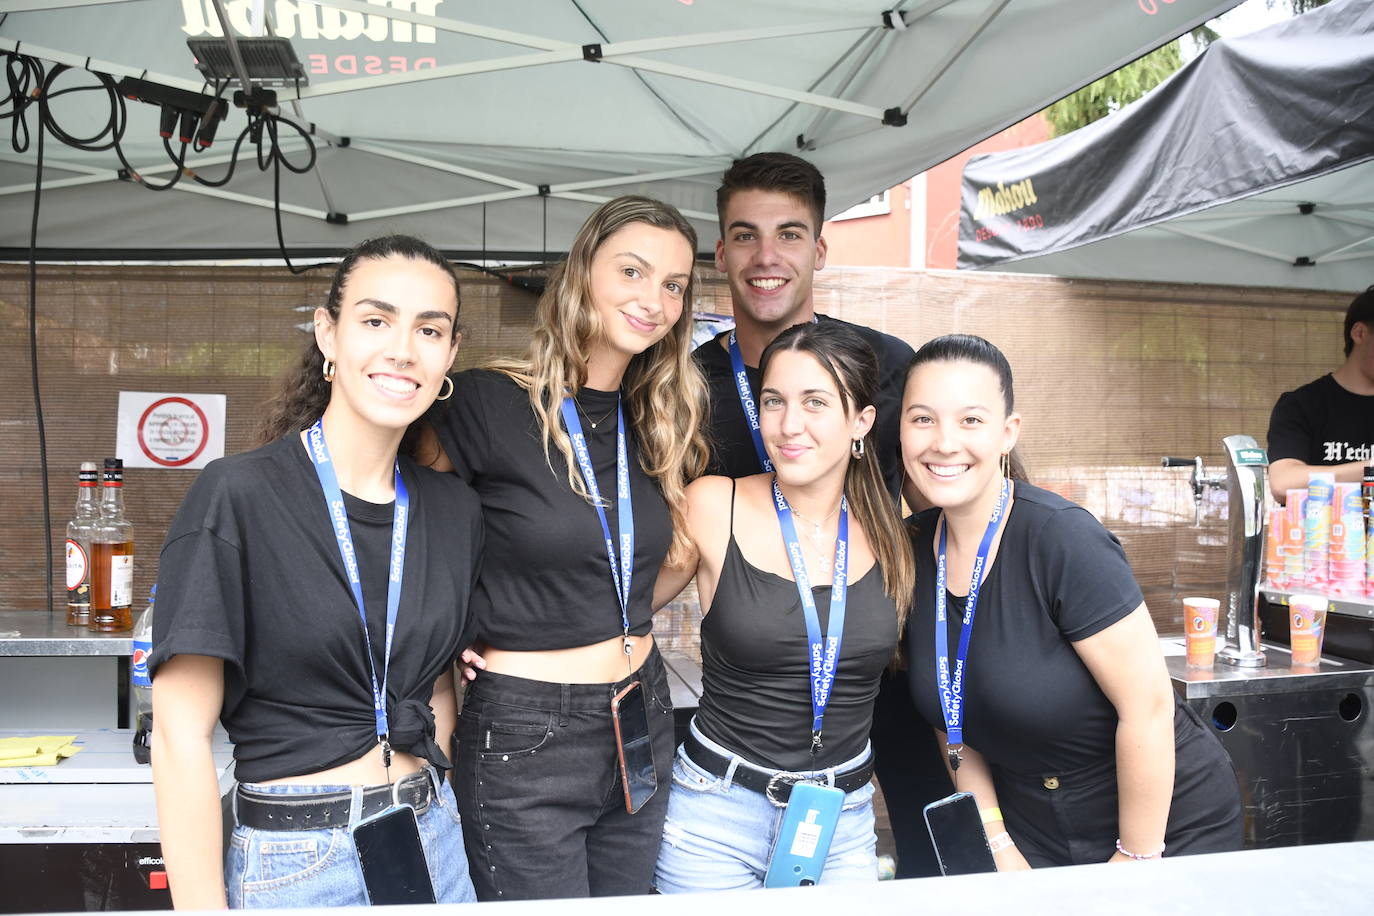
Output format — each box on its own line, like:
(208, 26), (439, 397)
(574, 398), (618, 430)
(789, 501), (841, 576)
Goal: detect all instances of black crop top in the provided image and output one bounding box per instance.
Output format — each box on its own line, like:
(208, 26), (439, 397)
(149, 434), (483, 783)
(694, 484), (899, 770)
(426, 369), (673, 651)
(906, 483), (1143, 775)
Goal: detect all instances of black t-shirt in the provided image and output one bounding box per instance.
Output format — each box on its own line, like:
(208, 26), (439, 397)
(1266, 373), (1374, 467)
(149, 435), (483, 783)
(696, 532), (898, 770)
(905, 484), (1143, 775)
(693, 314), (916, 494)
(426, 369), (673, 651)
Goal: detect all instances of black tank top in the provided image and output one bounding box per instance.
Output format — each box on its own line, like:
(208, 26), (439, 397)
(694, 482), (899, 770)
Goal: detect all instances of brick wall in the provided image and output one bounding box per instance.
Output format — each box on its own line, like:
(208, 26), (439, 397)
(0, 263), (1348, 643)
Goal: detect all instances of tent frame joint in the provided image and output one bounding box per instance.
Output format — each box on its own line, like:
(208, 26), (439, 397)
(582, 44), (603, 63)
(882, 106), (907, 127)
(326, 211), (349, 225)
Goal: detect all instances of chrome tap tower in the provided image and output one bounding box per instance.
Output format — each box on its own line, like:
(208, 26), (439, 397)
(1217, 434), (1269, 668)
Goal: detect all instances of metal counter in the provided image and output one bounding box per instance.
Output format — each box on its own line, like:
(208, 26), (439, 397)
(0, 610), (133, 731)
(0, 610), (135, 657)
(1163, 638), (1374, 849)
(0, 728), (234, 912)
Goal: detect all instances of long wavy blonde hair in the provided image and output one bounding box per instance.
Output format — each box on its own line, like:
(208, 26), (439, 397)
(491, 195), (709, 565)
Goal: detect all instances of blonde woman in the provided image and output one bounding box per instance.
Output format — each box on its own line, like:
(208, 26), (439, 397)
(424, 196), (708, 899)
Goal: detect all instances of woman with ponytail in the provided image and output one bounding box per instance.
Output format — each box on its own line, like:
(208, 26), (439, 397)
(652, 320), (912, 890)
(899, 333), (1241, 870)
(150, 236), (481, 908)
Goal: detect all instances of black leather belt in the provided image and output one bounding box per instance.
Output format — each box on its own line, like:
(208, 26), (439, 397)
(683, 732), (873, 807)
(236, 771), (433, 831)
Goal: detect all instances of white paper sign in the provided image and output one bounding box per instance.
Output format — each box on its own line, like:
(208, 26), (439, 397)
(116, 392), (226, 470)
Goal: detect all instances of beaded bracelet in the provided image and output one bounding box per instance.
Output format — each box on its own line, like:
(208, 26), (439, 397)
(1115, 838), (1165, 860)
(988, 831), (1015, 853)
(979, 806), (1004, 825)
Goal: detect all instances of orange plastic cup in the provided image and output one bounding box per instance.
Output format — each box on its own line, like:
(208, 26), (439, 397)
(1288, 594), (1329, 666)
(1183, 597), (1220, 668)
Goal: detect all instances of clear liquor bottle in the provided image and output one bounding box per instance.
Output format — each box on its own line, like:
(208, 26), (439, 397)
(65, 462), (99, 626)
(90, 458), (135, 632)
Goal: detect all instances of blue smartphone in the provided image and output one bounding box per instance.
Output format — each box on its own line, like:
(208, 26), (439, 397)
(763, 781), (845, 887)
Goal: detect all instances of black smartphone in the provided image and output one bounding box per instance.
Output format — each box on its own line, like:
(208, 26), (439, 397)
(923, 791), (998, 876)
(350, 804), (438, 905)
(611, 681), (658, 814)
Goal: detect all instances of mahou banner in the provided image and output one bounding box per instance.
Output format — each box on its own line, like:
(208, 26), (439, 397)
(958, 0), (1374, 273)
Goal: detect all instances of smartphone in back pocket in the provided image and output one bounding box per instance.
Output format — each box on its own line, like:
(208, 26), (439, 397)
(922, 791), (998, 876)
(763, 781), (845, 888)
(350, 804), (437, 905)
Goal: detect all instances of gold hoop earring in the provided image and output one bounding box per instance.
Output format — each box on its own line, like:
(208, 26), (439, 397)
(436, 376), (454, 401)
(851, 438), (865, 460)
(1001, 451), (1010, 480)
(322, 358), (335, 382)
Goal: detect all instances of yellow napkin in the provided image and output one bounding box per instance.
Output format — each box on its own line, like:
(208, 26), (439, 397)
(0, 735), (82, 767)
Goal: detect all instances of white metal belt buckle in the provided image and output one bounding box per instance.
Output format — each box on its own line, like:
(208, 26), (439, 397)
(765, 771), (822, 808)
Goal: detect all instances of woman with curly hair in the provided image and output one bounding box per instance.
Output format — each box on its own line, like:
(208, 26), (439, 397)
(424, 195), (709, 899)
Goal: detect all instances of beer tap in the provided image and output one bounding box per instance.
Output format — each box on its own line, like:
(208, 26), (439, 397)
(1162, 455), (1227, 527)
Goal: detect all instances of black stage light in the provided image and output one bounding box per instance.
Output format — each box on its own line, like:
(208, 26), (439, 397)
(187, 37), (308, 87)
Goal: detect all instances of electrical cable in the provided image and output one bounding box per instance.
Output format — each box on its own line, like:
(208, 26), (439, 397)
(0, 47), (336, 611)
(26, 68), (53, 616)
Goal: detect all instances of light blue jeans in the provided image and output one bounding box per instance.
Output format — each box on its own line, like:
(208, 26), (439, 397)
(226, 768), (476, 908)
(653, 722), (878, 892)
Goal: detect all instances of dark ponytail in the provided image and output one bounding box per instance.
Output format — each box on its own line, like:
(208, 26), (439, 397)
(905, 334), (1029, 481)
(257, 235), (461, 445)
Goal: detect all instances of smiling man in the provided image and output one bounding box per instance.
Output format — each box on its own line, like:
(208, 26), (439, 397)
(691, 153), (947, 880)
(694, 154), (915, 495)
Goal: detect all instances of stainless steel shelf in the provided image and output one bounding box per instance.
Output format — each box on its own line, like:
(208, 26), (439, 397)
(1165, 641), (1374, 700)
(0, 611), (132, 657)
(1260, 587), (1374, 621)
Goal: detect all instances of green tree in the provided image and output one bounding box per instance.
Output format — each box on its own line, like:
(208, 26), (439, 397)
(1042, 0), (1330, 137)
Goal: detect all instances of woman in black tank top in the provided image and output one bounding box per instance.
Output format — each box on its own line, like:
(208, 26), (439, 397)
(652, 321), (914, 891)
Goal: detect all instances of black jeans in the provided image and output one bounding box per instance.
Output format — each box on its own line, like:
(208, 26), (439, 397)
(454, 645), (676, 900)
(993, 702), (1244, 867)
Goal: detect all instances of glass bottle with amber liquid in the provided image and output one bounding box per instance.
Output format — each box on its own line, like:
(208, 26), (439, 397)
(65, 462), (99, 626)
(90, 458), (134, 632)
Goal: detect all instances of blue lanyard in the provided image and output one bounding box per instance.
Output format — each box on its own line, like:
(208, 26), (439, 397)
(727, 330), (773, 473)
(305, 420), (409, 757)
(558, 395), (635, 653)
(934, 477), (1008, 770)
(772, 478), (848, 755)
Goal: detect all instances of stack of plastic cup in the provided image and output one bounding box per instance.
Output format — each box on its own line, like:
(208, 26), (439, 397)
(1303, 473), (1335, 588)
(1284, 489), (1308, 586)
(1264, 503), (1288, 588)
(1329, 483), (1365, 596)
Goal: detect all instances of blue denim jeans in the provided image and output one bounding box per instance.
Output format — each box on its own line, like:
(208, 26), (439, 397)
(225, 768), (476, 908)
(654, 720), (878, 892)
(454, 645), (676, 900)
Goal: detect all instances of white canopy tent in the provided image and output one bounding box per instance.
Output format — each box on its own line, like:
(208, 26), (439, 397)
(0, 0), (1239, 258)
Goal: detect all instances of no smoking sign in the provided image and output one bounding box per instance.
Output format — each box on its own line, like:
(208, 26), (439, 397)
(116, 392), (226, 470)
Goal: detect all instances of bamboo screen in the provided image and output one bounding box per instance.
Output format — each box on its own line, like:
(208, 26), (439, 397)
(0, 263), (1349, 659)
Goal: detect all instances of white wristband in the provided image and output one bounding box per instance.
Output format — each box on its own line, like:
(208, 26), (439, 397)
(988, 831), (1015, 853)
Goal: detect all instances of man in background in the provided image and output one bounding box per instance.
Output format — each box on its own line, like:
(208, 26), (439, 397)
(1268, 284), (1374, 501)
